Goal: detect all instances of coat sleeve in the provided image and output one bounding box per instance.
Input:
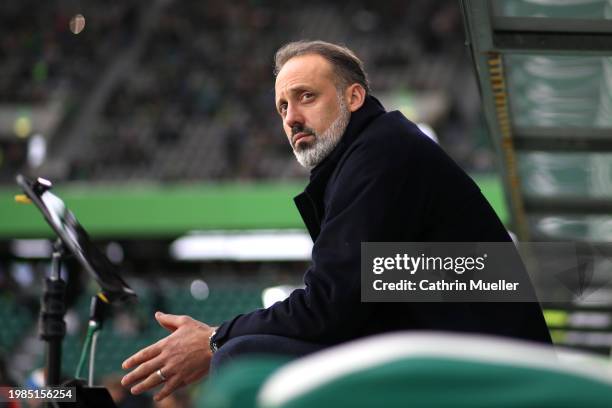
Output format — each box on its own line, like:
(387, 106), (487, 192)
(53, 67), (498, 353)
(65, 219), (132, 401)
(213, 137), (424, 345)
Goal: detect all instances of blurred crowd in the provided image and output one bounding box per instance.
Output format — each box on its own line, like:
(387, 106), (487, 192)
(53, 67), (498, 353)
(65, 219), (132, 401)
(0, 0), (142, 103)
(0, 0), (486, 184)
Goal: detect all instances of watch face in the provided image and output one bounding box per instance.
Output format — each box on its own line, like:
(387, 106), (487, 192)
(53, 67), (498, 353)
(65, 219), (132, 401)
(209, 330), (218, 352)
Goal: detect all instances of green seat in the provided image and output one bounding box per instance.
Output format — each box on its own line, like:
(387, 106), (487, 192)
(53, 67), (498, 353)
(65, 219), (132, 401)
(199, 332), (612, 408)
(198, 357), (290, 408)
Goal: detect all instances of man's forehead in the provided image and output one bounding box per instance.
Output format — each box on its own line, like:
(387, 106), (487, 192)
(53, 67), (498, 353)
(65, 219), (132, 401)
(275, 54), (334, 97)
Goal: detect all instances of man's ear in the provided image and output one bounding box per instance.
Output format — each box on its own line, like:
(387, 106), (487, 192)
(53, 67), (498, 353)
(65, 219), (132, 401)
(345, 83), (366, 112)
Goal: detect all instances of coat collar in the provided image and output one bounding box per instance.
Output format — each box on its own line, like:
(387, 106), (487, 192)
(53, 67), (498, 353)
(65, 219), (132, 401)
(305, 95), (386, 202)
(294, 95), (386, 240)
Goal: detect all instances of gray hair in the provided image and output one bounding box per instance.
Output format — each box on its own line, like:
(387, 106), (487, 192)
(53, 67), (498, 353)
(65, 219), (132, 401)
(274, 40), (370, 94)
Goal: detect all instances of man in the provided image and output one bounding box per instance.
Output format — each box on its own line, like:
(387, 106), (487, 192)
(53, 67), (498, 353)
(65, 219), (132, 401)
(121, 41), (551, 401)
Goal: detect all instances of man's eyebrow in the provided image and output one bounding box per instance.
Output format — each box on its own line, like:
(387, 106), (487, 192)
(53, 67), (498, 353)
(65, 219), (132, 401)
(276, 86), (311, 104)
(289, 85), (311, 94)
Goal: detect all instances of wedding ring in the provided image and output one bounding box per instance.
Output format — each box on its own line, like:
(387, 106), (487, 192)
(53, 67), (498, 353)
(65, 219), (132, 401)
(156, 368), (167, 382)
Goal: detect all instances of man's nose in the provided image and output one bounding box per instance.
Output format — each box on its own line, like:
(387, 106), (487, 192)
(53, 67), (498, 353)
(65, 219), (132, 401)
(284, 103), (304, 129)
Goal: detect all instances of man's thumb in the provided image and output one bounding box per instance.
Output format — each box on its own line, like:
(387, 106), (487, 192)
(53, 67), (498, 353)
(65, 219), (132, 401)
(155, 311), (179, 332)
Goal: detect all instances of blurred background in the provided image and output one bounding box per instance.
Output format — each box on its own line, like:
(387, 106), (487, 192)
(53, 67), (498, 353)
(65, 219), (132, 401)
(1, 0), (612, 406)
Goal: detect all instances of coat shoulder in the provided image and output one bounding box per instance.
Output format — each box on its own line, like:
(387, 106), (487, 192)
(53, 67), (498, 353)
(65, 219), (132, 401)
(341, 110), (451, 175)
(357, 111), (430, 155)
(338, 110), (481, 199)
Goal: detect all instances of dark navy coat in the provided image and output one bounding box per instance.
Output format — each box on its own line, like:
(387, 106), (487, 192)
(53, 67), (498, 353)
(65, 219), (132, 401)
(214, 96), (551, 347)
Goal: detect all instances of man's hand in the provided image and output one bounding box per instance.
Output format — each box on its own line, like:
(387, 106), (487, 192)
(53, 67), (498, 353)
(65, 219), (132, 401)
(121, 312), (215, 402)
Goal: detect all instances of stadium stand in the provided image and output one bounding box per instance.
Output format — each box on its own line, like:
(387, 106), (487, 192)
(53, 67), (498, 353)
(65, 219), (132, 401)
(4, 1), (612, 406)
(0, 0), (483, 184)
(44, 274), (289, 381)
(0, 294), (35, 354)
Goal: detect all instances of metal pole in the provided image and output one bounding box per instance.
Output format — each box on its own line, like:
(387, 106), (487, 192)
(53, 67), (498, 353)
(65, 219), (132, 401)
(41, 239), (67, 390)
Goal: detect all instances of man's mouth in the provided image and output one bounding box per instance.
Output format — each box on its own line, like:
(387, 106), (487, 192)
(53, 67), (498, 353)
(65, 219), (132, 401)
(293, 132), (313, 145)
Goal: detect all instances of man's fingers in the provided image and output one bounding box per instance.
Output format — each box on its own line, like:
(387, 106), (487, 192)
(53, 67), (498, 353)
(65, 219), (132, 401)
(155, 312), (188, 332)
(130, 366), (170, 395)
(121, 313), (210, 401)
(121, 355), (163, 387)
(154, 374), (184, 402)
(122, 339), (163, 370)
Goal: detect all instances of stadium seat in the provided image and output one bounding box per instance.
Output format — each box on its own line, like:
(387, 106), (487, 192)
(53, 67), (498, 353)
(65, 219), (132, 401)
(200, 332), (612, 408)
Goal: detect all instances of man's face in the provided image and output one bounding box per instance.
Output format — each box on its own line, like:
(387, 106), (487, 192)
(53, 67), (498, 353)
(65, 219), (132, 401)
(275, 54), (351, 169)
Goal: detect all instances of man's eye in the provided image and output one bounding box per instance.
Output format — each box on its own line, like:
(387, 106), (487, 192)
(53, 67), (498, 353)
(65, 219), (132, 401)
(302, 93), (314, 101)
(279, 104), (287, 114)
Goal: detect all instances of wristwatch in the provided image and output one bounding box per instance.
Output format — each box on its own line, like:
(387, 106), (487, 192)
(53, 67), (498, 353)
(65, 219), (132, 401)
(209, 329), (219, 353)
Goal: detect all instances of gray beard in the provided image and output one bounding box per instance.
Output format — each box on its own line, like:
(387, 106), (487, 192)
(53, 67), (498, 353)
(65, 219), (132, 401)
(292, 96), (351, 170)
